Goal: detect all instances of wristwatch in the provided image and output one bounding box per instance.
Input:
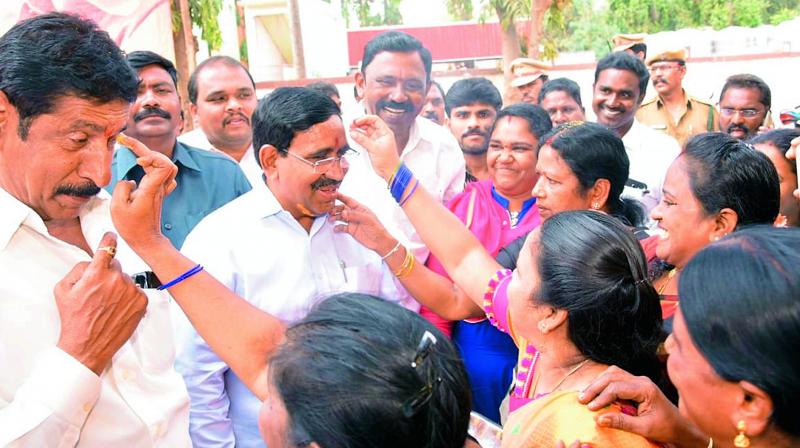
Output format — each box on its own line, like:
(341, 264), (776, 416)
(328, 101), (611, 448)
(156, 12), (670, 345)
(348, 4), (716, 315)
(131, 271), (163, 289)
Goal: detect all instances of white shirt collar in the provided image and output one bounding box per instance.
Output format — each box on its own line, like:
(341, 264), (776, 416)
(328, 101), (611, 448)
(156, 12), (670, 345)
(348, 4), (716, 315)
(0, 187), (111, 252)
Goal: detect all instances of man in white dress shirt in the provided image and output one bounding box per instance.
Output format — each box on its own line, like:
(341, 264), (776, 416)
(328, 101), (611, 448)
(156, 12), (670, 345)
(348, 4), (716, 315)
(0, 13), (190, 447)
(178, 56), (263, 186)
(342, 31), (465, 267)
(177, 87), (407, 447)
(592, 51), (681, 215)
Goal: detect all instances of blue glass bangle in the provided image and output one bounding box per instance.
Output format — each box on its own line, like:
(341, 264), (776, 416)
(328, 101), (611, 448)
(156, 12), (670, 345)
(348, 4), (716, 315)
(157, 264), (204, 290)
(390, 163), (413, 203)
(399, 179), (419, 207)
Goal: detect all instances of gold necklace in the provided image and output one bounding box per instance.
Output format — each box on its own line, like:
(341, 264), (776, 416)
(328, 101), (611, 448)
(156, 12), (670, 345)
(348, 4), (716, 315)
(530, 358), (591, 398)
(657, 268), (678, 295)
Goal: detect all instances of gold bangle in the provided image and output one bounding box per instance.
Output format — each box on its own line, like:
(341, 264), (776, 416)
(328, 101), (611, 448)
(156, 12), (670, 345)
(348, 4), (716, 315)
(397, 253), (415, 279)
(393, 248), (415, 279)
(387, 161), (402, 187)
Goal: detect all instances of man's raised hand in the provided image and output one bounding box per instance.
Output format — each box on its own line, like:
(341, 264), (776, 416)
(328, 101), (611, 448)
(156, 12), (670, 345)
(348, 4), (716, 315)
(55, 232), (148, 375)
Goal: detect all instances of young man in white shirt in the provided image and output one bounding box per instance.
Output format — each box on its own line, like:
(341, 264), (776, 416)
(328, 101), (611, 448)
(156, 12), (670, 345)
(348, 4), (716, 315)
(592, 51), (681, 215)
(176, 87), (407, 447)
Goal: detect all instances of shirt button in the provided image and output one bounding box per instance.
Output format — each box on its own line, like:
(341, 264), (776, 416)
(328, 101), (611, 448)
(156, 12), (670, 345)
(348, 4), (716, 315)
(121, 369), (133, 381)
(164, 223), (173, 230)
(82, 403), (92, 413)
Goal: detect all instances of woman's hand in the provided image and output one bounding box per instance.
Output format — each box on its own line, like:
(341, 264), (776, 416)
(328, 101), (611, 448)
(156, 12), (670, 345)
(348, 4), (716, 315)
(332, 192), (398, 256)
(349, 115), (400, 181)
(110, 134), (178, 251)
(578, 366), (707, 448)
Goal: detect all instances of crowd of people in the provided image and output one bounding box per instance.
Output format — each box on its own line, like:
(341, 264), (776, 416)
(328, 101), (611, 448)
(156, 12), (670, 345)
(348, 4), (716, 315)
(0, 10), (798, 448)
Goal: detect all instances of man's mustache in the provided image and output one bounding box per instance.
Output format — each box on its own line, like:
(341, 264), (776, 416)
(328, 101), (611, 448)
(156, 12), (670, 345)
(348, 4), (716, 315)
(462, 129), (488, 139)
(223, 112), (250, 127)
(653, 77), (668, 86)
(378, 99), (413, 113)
(727, 123), (750, 135)
(311, 176), (342, 191)
(55, 182), (101, 198)
(134, 107), (171, 122)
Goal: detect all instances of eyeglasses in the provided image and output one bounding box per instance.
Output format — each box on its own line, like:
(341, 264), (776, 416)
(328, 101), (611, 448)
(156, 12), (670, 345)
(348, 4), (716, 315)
(285, 147), (357, 174)
(648, 63), (681, 73)
(720, 107), (763, 118)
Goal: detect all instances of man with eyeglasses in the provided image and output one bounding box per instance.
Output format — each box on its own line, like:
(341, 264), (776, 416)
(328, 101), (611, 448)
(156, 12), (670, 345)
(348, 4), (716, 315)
(637, 47), (718, 147)
(175, 87), (406, 447)
(718, 73), (773, 140)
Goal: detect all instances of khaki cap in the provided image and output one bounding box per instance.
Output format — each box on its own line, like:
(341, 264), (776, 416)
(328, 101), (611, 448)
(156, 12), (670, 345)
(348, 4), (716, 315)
(611, 33), (647, 52)
(509, 58), (550, 88)
(646, 47), (689, 66)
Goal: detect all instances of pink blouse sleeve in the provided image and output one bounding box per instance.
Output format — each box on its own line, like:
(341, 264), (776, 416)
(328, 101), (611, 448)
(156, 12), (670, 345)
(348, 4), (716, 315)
(483, 269), (513, 334)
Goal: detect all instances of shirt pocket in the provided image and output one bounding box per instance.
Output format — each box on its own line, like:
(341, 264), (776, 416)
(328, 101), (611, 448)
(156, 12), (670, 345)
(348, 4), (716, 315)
(339, 261), (384, 297)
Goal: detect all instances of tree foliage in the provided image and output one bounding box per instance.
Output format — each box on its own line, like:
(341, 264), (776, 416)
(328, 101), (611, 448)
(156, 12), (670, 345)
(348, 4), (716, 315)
(339, 0), (403, 27)
(171, 0), (223, 51)
(606, 0), (800, 33)
(446, 0), (474, 21)
(551, 0), (800, 56)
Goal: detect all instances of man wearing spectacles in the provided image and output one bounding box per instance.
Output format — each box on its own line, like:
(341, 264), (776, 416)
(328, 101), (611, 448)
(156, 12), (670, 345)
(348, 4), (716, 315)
(718, 73), (773, 140)
(174, 87), (407, 447)
(637, 47), (718, 147)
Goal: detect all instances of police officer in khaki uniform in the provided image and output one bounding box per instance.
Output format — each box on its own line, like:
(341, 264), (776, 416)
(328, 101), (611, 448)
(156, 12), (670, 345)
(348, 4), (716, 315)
(507, 58), (550, 105)
(610, 33), (648, 61)
(637, 46), (718, 147)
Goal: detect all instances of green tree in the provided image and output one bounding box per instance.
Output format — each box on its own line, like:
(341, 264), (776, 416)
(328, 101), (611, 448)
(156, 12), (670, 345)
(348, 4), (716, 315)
(339, 0), (403, 27)
(446, 0), (474, 21)
(607, 0), (800, 32)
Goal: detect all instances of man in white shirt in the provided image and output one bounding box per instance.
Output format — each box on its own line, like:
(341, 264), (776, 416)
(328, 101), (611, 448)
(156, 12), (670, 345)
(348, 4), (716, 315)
(592, 51), (680, 214)
(176, 87), (407, 447)
(342, 31), (465, 266)
(0, 13), (190, 447)
(178, 56), (263, 186)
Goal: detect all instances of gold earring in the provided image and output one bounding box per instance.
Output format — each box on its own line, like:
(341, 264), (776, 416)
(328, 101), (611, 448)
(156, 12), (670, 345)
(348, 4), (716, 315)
(733, 420), (750, 448)
(591, 202), (600, 210)
(538, 322), (548, 334)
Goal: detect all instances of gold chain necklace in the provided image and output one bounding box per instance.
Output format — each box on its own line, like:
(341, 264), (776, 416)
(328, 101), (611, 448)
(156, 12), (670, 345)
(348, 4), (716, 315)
(657, 268), (678, 295)
(530, 358), (591, 398)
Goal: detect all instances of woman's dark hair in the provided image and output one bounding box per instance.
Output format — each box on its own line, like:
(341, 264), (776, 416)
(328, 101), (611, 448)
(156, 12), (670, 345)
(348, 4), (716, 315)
(680, 226), (800, 437)
(749, 128), (800, 175)
(269, 293), (471, 448)
(252, 87), (341, 166)
(541, 122), (646, 227)
(683, 132), (780, 226)
(491, 103), (553, 143)
(535, 211), (662, 380)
